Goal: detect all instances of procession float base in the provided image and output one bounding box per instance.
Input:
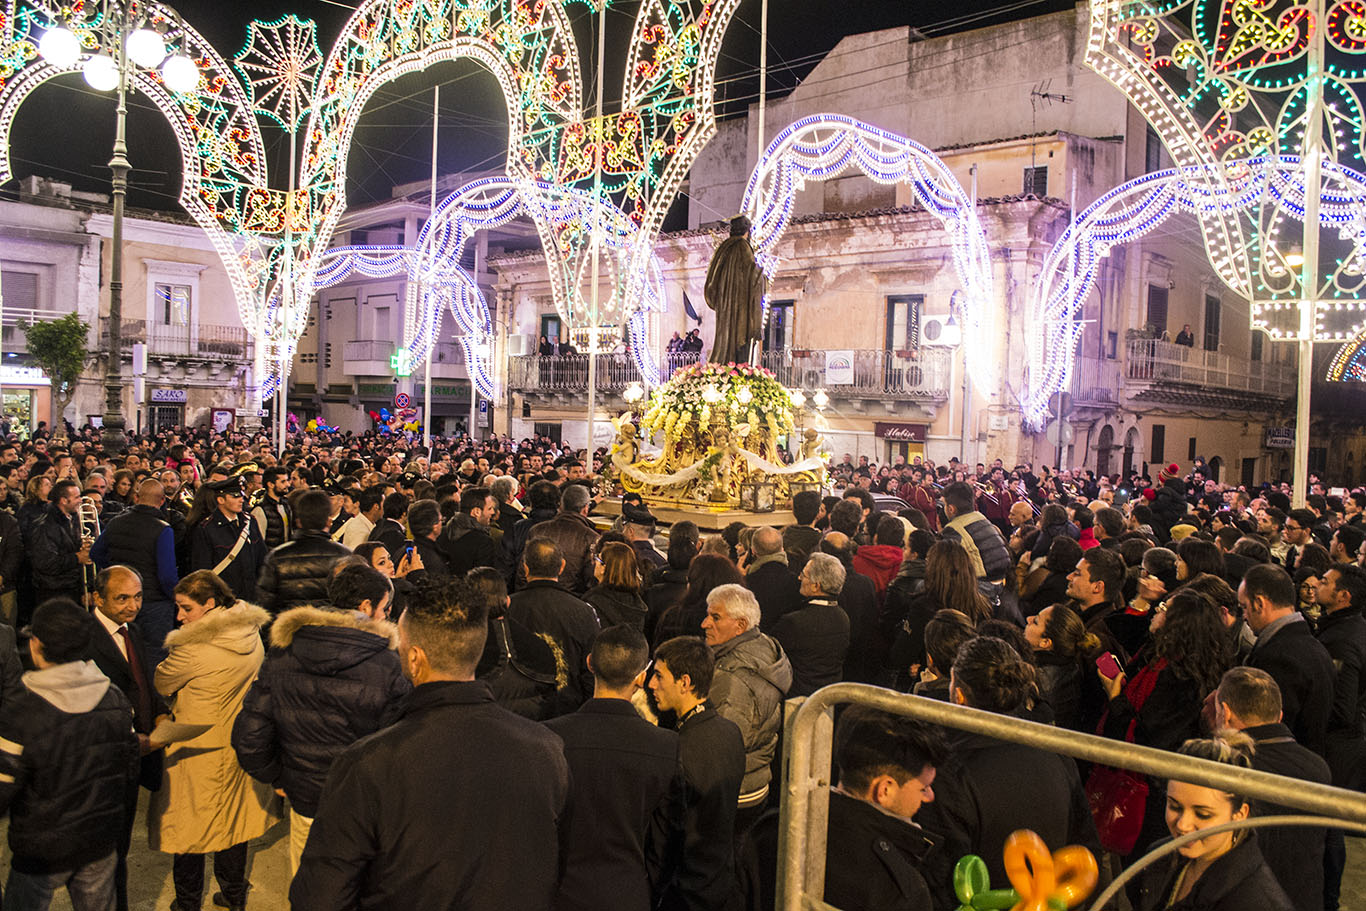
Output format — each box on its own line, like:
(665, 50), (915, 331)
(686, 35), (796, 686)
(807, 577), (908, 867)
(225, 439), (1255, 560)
(607, 362), (829, 519)
(598, 497), (796, 531)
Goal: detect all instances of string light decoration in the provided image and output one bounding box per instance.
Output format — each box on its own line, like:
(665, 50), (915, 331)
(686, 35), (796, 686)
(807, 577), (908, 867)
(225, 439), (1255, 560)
(1086, 0), (1366, 383)
(309, 176), (671, 397)
(2, 0), (747, 402)
(0, 1), (272, 332)
(741, 114), (996, 391)
(1022, 155), (1366, 426)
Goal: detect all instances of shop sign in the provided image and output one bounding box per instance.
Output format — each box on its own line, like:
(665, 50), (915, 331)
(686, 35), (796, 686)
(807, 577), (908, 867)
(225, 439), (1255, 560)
(1265, 427), (1294, 449)
(0, 365), (48, 386)
(874, 422), (927, 443)
(358, 383), (393, 396)
(150, 388), (187, 404)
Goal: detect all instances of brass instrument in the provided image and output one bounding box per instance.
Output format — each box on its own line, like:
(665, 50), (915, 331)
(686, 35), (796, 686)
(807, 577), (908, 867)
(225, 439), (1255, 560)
(78, 495), (101, 607)
(974, 480), (999, 507)
(1016, 481), (1042, 517)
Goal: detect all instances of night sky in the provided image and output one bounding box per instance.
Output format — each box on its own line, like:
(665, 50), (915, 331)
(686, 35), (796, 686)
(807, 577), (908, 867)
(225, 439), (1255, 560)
(5, 0), (1072, 213)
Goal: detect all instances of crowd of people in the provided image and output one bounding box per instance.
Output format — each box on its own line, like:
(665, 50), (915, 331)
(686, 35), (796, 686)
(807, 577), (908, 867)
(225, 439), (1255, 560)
(0, 421), (1360, 911)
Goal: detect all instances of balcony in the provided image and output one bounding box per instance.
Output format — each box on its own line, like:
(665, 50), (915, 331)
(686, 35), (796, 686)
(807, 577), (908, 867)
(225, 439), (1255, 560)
(1125, 338), (1295, 403)
(100, 318), (248, 360)
(1, 307), (71, 354)
(760, 348), (952, 401)
(1071, 356), (1121, 407)
(343, 339), (395, 376)
(509, 353), (653, 394)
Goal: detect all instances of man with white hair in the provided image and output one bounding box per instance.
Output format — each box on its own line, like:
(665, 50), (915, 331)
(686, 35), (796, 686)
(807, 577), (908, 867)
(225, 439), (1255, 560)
(702, 583), (792, 829)
(772, 553), (851, 698)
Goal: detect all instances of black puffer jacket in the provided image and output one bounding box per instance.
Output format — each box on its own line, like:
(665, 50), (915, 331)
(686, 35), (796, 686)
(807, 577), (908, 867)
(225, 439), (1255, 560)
(231, 606), (411, 817)
(0, 661), (139, 874)
(255, 531), (353, 616)
(1152, 478), (1189, 539)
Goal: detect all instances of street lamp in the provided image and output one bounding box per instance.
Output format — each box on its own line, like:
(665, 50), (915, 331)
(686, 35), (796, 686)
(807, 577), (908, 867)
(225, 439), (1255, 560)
(39, 9), (198, 452)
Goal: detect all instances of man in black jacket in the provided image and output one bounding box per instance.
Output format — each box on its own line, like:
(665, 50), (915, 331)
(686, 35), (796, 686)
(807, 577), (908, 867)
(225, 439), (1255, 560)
(819, 532), (881, 683)
(505, 480), (562, 585)
(1312, 563), (1366, 910)
(91, 479), (180, 651)
(1215, 666), (1332, 911)
(546, 625), (683, 911)
(772, 553), (850, 697)
(437, 485), (499, 576)
(250, 466), (293, 549)
(292, 577), (569, 910)
(822, 707), (945, 911)
(30, 479), (91, 605)
(256, 489), (352, 615)
(1241, 563), (1336, 757)
(368, 491), (409, 563)
(85, 566), (168, 911)
(744, 526), (802, 629)
(528, 483), (600, 593)
(510, 539), (601, 713)
(0, 599), (139, 909)
(650, 635), (745, 911)
(233, 563), (411, 874)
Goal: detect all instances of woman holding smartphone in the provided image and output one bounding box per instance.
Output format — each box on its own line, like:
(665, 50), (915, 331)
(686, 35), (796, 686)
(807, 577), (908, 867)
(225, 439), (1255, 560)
(1095, 589), (1234, 863)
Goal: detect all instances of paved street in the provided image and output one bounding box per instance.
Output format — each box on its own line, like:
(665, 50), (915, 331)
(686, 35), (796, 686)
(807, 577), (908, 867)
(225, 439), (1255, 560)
(1, 795), (1363, 909)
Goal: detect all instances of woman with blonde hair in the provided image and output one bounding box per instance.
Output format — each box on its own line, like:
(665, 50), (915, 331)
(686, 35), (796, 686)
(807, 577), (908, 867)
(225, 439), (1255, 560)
(150, 571), (279, 911)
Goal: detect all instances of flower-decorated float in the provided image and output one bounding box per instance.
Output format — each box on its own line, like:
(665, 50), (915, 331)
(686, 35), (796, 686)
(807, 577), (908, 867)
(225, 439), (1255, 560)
(608, 362), (828, 509)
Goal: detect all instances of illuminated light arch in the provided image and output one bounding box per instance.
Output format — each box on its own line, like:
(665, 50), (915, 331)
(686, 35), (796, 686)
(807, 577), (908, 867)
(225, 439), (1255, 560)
(293, 0), (744, 383)
(0, 1), (271, 328)
(741, 114), (996, 390)
(1023, 155), (1366, 426)
(1327, 335), (1366, 379)
(310, 176), (671, 397)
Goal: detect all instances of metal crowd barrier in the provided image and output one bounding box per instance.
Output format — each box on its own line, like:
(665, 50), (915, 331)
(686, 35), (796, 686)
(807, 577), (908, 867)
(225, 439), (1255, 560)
(777, 682), (1366, 911)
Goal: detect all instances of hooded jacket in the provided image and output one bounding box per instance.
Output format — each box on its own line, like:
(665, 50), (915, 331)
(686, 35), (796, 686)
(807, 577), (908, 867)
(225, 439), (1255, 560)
(0, 660), (139, 874)
(437, 512), (499, 577)
(852, 544), (905, 602)
(710, 628), (793, 797)
(150, 602), (280, 854)
(231, 606), (412, 818)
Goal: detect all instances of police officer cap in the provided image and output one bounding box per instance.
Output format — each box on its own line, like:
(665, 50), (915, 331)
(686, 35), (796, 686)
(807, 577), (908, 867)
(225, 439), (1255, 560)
(207, 477), (245, 497)
(621, 502), (656, 526)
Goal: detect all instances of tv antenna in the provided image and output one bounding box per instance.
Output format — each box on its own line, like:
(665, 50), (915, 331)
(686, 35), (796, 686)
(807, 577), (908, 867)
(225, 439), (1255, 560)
(1029, 80), (1073, 179)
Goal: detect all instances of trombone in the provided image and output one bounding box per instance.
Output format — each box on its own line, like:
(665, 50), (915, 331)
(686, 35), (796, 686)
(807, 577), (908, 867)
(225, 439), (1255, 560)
(78, 495), (101, 607)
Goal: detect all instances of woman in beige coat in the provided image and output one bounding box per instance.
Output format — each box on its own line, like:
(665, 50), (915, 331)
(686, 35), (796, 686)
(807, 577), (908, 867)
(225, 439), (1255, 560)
(150, 570), (280, 911)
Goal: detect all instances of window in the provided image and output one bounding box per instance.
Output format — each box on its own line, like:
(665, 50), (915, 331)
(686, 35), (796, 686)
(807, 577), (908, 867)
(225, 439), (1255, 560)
(0, 270), (38, 311)
(1023, 166), (1048, 197)
(1203, 294), (1221, 351)
(1310, 447), (1328, 474)
(1251, 329), (1264, 361)
(1188, 437), (1197, 461)
(885, 295), (923, 350)
(154, 283), (191, 325)
(1151, 424), (1166, 464)
(533, 422), (562, 443)
(1145, 126), (1162, 173)
(1106, 331), (1118, 359)
(763, 300), (794, 352)
(1146, 284), (1169, 334)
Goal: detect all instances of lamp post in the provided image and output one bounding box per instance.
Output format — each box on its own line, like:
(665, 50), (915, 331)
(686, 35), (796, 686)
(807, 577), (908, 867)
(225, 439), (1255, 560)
(39, 7), (198, 453)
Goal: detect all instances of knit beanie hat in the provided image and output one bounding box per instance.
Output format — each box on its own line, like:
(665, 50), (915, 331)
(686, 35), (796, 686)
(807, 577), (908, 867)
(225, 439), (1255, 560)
(1158, 463), (1181, 483)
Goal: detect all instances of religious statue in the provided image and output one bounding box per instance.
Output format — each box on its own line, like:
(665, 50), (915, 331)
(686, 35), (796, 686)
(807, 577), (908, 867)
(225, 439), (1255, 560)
(799, 427), (824, 463)
(704, 215), (766, 364)
(608, 418), (640, 485)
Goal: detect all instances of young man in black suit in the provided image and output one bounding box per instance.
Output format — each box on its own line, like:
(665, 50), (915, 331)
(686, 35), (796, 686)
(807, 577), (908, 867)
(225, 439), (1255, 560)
(546, 626), (683, 911)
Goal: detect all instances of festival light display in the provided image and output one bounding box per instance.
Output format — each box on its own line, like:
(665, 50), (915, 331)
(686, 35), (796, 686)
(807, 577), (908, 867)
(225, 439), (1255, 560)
(0, 1), (272, 332)
(1084, 0), (1366, 387)
(1, 0), (747, 401)
(1021, 155), (1366, 425)
(742, 114), (996, 391)
(310, 176), (671, 395)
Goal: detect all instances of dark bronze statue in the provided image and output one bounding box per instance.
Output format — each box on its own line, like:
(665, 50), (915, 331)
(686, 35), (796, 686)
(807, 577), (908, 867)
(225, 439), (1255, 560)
(704, 215), (766, 364)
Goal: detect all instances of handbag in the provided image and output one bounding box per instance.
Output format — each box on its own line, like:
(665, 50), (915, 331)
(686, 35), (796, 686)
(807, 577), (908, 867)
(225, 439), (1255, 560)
(1085, 658), (1165, 854)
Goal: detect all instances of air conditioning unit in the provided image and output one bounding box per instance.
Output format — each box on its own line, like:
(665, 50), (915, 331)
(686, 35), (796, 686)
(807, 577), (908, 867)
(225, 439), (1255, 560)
(506, 334), (536, 356)
(919, 314), (959, 346)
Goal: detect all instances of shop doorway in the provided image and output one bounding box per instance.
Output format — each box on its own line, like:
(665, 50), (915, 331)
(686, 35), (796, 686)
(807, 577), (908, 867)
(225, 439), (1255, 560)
(149, 404), (184, 434)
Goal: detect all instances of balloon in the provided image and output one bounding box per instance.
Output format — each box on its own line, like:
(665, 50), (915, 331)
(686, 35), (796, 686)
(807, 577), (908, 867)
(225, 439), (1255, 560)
(952, 856), (1018, 911)
(1002, 831), (1098, 911)
(306, 419), (318, 432)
